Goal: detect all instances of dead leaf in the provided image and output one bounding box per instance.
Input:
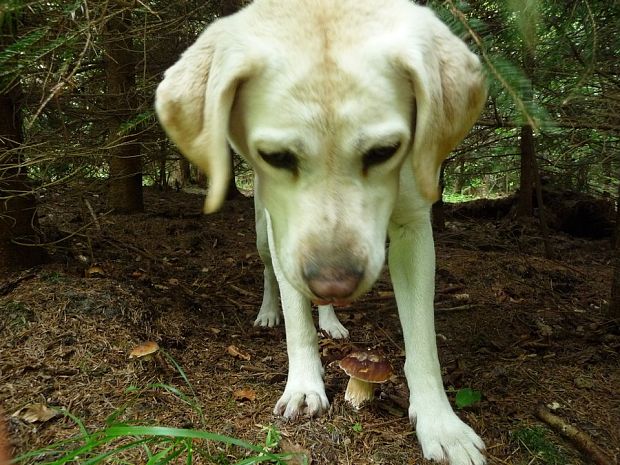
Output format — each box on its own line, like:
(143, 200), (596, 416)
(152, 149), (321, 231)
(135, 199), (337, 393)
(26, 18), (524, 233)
(454, 293), (470, 301)
(279, 439), (312, 464)
(168, 278), (179, 286)
(13, 403), (58, 423)
(227, 345), (251, 361)
(233, 388), (256, 402)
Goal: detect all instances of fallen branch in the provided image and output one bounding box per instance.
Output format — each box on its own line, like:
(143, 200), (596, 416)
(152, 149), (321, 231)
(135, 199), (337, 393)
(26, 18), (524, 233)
(535, 404), (615, 465)
(435, 304), (479, 313)
(383, 303), (480, 314)
(0, 271), (37, 296)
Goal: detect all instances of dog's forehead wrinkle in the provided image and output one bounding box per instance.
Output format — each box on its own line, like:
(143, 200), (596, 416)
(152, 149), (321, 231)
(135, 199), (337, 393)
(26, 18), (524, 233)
(252, 131), (307, 155)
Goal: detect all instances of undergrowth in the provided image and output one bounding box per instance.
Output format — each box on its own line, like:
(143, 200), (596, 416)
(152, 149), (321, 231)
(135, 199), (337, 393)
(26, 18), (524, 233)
(513, 426), (565, 465)
(12, 350), (306, 465)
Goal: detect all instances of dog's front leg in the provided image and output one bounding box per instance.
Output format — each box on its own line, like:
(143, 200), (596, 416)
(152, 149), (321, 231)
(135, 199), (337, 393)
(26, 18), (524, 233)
(389, 214), (485, 465)
(264, 209), (329, 419)
(254, 199), (282, 327)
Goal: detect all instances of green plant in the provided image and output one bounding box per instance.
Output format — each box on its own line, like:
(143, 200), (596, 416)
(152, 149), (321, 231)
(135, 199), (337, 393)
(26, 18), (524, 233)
(13, 422), (300, 465)
(261, 425), (281, 452)
(454, 388), (482, 409)
(513, 426), (565, 465)
(351, 422), (363, 433)
(13, 351), (307, 465)
(442, 192), (479, 203)
(3, 300), (34, 328)
(41, 271), (64, 283)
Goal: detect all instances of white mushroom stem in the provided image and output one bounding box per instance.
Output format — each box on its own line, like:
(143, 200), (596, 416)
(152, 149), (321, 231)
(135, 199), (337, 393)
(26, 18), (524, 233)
(344, 377), (376, 409)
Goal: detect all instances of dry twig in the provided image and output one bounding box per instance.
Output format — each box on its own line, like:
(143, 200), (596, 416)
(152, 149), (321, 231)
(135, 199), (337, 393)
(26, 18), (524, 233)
(535, 404), (615, 465)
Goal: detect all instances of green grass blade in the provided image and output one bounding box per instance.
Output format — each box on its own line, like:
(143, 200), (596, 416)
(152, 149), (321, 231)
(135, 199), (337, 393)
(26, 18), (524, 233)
(104, 426), (263, 452)
(45, 434), (110, 465)
(80, 438), (153, 465)
(57, 408), (91, 438)
(145, 443), (176, 465)
(11, 434), (89, 463)
(160, 350), (196, 395)
(150, 443), (186, 465)
(147, 383), (201, 412)
(185, 437), (193, 465)
(233, 452), (304, 465)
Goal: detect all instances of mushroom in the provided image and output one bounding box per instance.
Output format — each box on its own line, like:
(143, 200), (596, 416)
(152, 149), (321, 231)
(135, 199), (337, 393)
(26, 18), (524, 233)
(339, 350), (393, 409)
(129, 341), (160, 360)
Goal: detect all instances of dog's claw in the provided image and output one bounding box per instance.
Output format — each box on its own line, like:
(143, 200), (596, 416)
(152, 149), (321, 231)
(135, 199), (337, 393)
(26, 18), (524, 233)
(274, 389), (329, 420)
(254, 305), (282, 327)
(318, 305), (349, 339)
(411, 407), (486, 465)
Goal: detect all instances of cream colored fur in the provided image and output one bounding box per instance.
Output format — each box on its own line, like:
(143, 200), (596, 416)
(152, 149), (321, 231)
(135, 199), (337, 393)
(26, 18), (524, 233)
(156, 1), (487, 464)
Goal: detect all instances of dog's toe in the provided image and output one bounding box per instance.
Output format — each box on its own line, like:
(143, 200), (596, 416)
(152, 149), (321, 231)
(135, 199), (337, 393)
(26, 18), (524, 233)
(318, 305), (349, 339)
(254, 306), (282, 327)
(413, 408), (485, 465)
(320, 321), (349, 339)
(274, 389), (329, 420)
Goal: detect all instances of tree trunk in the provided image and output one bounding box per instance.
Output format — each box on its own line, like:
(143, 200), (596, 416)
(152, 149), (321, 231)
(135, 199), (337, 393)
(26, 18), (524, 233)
(517, 40), (536, 218)
(0, 18), (46, 271)
(516, 124), (535, 216)
(531, 145), (554, 259)
(105, 8), (143, 213)
(610, 182), (620, 320)
(179, 158), (191, 186)
(455, 158), (466, 194)
(432, 164), (446, 232)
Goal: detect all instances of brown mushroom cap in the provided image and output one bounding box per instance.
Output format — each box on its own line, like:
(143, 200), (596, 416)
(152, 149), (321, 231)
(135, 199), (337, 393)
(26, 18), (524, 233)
(129, 341), (160, 359)
(339, 350), (393, 383)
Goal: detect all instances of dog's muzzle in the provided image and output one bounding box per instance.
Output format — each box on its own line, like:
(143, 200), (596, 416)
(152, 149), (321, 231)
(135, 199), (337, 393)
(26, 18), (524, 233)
(303, 262), (364, 305)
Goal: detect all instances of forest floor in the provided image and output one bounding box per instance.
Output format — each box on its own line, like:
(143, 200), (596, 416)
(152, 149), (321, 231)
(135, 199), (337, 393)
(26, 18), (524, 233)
(1, 185), (618, 465)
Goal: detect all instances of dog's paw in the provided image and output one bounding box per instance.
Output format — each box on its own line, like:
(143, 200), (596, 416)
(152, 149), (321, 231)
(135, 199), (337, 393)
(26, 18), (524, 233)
(274, 386), (329, 420)
(318, 305), (349, 339)
(254, 305), (282, 327)
(321, 321), (349, 339)
(411, 407), (485, 465)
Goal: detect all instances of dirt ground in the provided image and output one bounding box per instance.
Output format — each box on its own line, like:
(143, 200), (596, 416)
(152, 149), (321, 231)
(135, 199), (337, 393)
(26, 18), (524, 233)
(1, 185), (618, 465)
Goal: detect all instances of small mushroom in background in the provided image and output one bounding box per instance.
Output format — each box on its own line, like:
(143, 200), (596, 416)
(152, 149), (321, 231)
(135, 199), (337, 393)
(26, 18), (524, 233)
(129, 341), (172, 374)
(129, 341), (160, 361)
(339, 349), (393, 409)
(85, 265), (105, 278)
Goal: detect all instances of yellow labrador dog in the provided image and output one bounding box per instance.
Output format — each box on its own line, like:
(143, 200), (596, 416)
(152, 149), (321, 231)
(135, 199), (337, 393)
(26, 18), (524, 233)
(156, 1), (486, 463)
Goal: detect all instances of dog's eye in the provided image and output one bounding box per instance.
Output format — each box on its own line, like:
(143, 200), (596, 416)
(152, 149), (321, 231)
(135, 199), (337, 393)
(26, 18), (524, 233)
(258, 150), (298, 171)
(363, 143), (401, 169)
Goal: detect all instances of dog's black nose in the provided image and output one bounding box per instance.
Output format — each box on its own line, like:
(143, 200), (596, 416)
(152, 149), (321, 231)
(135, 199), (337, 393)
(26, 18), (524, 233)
(304, 265), (363, 301)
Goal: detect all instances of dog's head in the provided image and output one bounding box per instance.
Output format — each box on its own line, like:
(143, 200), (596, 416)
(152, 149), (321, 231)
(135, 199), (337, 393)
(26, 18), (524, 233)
(156, 0), (486, 304)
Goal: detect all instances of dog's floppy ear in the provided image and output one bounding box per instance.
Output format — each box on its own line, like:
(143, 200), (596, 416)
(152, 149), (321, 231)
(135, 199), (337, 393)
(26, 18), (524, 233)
(398, 14), (487, 203)
(156, 19), (257, 213)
